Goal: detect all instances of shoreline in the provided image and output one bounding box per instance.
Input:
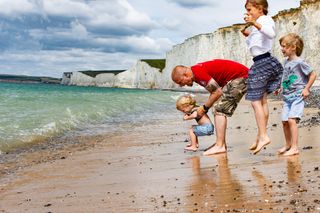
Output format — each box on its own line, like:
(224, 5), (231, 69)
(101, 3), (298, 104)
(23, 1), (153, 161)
(0, 93), (319, 212)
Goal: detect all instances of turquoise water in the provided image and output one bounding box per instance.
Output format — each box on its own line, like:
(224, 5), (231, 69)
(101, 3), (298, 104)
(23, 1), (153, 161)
(0, 82), (178, 152)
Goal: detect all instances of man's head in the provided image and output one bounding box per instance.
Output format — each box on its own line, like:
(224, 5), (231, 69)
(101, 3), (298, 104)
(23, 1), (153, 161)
(171, 65), (194, 87)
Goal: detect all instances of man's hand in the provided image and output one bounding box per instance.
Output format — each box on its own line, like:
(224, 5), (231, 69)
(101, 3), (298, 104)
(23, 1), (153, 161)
(197, 105), (207, 118)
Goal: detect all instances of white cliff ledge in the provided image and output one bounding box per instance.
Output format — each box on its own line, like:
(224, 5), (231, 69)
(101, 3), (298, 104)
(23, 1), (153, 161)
(63, 0), (320, 90)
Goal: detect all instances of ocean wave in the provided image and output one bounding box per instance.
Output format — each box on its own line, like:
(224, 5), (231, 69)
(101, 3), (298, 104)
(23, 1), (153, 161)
(0, 83), (176, 151)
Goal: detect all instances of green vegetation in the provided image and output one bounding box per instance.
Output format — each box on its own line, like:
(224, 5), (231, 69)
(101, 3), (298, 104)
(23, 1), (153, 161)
(79, 70), (126, 77)
(0, 74), (61, 84)
(141, 59), (166, 72)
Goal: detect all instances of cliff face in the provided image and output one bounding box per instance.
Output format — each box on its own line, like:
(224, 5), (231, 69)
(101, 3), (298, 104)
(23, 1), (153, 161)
(114, 60), (162, 89)
(64, 60), (162, 89)
(65, 0), (319, 89)
(161, 0), (320, 90)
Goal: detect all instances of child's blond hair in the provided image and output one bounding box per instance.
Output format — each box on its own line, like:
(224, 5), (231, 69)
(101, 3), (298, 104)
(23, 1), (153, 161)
(176, 94), (196, 111)
(245, 0), (269, 15)
(279, 33), (304, 57)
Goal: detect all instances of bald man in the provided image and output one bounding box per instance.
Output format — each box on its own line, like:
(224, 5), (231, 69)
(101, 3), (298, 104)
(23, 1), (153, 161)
(172, 59), (249, 155)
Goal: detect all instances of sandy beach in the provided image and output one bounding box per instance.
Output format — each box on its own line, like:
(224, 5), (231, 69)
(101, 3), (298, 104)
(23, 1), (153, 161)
(0, 96), (320, 212)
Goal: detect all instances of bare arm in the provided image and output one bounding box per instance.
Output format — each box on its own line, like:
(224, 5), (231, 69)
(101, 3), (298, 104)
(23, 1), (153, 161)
(197, 87), (223, 117)
(183, 111), (198, 121)
(302, 71), (317, 98)
(204, 87), (223, 109)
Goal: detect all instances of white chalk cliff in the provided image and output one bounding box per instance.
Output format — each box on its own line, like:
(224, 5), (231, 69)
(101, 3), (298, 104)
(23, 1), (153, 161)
(63, 0), (320, 90)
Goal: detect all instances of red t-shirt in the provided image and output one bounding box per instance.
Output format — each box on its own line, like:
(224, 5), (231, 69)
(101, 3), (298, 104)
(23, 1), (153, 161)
(191, 59), (249, 88)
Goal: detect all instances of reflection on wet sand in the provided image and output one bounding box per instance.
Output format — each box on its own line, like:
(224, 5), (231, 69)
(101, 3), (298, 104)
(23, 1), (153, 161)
(286, 155), (301, 184)
(185, 154), (247, 211)
(184, 154), (307, 212)
(251, 169), (274, 207)
(249, 156), (304, 212)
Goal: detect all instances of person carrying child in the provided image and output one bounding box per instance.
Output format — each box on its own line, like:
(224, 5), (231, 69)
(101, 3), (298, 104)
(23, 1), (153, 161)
(241, 0), (284, 154)
(176, 94), (214, 151)
(277, 33), (317, 156)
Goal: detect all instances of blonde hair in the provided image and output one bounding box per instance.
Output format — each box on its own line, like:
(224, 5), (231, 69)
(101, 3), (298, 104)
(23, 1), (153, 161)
(245, 0), (269, 15)
(279, 33), (304, 56)
(176, 94), (196, 111)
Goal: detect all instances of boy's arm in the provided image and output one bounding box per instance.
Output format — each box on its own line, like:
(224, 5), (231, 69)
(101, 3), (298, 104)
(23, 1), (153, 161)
(302, 71), (317, 98)
(183, 111), (198, 121)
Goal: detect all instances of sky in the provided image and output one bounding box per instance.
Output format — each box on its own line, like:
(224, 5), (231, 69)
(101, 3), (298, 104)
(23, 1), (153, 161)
(0, 0), (301, 78)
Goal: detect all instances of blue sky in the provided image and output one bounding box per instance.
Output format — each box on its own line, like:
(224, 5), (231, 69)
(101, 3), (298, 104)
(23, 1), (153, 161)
(0, 0), (300, 78)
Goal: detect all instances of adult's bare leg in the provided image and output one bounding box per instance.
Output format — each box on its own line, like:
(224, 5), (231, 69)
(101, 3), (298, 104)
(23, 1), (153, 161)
(203, 113), (227, 156)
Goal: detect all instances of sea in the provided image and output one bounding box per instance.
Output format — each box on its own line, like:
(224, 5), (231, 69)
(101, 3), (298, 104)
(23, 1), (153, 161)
(0, 82), (182, 153)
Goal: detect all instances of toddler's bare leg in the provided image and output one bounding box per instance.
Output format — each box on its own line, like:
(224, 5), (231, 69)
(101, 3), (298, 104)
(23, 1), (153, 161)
(185, 127), (198, 151)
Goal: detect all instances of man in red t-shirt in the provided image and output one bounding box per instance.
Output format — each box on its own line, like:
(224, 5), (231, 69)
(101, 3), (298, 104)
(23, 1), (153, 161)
(171, 59), (249, 155)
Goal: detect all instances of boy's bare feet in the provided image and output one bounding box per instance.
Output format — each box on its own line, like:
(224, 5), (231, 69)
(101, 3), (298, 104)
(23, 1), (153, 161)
(277, 146), (290, 154)
(184, 146), (198, 152)
(253, 137), (271, 155)
(283, 148), (299, 156)
(203, 145), (226, 156)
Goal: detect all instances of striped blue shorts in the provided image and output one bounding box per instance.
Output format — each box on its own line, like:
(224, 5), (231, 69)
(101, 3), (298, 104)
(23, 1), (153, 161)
(245, 55), (283, 101)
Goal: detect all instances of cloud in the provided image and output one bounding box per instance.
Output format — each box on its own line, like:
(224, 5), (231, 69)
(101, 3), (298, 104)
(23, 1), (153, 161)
(0, 0), (160, 54)
(42, 0), (92, 18)
(0, 0), (35, 16)
(168, 0), (216, 8)
(86, 0), (156, 37)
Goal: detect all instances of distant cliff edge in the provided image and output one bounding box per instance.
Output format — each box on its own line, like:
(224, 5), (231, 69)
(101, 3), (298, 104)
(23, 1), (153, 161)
(0, 74), (61, 84)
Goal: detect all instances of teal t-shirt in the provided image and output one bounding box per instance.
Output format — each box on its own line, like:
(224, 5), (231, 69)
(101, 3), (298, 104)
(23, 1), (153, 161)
(282, 57), (313, 101)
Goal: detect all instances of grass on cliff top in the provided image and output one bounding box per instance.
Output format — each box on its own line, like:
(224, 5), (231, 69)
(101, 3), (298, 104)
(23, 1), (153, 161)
(141, 59), (166, 72)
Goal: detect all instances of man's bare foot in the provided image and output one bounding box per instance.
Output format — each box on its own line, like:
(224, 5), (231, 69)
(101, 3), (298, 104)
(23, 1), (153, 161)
(203, 145), (226, 156)
(253, 138), (271, 155)
(283, 148), (299, 156)
(277, 146), (290, 154)
(184, 146), (198, 152)
(203, 143), (216, 152)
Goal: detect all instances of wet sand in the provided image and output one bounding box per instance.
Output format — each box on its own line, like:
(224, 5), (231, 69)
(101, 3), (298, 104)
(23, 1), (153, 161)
(0, 98), (320, 212)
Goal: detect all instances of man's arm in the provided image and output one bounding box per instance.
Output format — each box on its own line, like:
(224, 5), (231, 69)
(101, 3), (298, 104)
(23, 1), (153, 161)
(204, 87), (223, 108)
(197, 78), (223, 117)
